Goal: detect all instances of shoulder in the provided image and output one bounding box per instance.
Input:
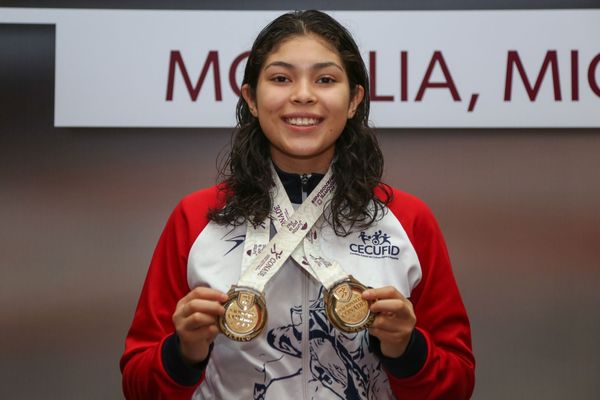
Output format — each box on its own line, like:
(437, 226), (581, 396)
(166, 184), (227, 238)
(376, 184), (434, 223)
(375, 183), (443, 248)
(178, 184), (226, 213)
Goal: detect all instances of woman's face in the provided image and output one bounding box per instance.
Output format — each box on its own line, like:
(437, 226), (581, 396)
(242, 34), (364, 174)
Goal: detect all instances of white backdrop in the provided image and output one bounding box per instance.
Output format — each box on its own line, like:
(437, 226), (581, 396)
(1, 8), (599, 127)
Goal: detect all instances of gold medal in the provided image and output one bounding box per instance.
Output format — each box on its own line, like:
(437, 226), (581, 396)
(219, 286), (267, 341)
(325, 276), (374, 333)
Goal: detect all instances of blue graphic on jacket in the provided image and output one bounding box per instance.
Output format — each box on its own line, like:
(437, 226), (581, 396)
(252, 288), (387, 400)
(350, 230), (400, 260)
(359, 230), (391, 245)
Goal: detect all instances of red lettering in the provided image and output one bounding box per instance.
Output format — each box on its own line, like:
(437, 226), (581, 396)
(165, 50), (222, 101)
(400, 51), (408, 102)
(504, 50), (561, 101)
(229, 51), (250, 97)
(415, 51), (461, 102)
(571, 50), (579, 101)
(467, 93), (479, 112)
(588, 53), (600, 97)
(369, 51), (394, 101)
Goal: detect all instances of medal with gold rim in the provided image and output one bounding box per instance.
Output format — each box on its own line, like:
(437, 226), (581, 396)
(325, 276), (375, 333)
(219, 286), (267, 342)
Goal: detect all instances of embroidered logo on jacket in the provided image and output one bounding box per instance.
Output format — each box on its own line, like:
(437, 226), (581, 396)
(349, 230), (400, 259)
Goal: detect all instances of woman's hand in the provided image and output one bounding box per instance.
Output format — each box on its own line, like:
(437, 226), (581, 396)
(172, 287), (228, 365)
(362, 286), (416, 358)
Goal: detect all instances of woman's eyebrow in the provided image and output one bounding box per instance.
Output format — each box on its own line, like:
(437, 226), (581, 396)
(264, 61), (344, 72)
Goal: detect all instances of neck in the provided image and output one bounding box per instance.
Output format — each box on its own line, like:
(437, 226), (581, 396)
(273, 163), (325, 204)
(270, 155), (331, 175)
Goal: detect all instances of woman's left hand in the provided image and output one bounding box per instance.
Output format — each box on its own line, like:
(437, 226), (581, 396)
(362, 286), (416, 358)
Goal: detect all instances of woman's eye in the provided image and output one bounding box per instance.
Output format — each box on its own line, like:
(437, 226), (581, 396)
(317, 76), (336, 84)
(271, 75), (289, 83)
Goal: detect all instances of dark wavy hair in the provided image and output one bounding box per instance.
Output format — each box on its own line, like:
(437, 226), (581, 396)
(209, 10), (391, 236)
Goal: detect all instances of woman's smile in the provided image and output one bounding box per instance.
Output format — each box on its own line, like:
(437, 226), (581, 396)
(282, 113), (324, 131)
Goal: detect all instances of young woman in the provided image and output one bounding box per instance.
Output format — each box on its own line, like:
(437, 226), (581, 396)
(121, 10), (474, 399)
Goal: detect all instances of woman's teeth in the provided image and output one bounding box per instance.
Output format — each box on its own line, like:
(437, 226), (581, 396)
(285, 117), (320, 126)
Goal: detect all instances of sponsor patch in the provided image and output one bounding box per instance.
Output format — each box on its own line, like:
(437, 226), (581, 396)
(349, 230), (400, 260)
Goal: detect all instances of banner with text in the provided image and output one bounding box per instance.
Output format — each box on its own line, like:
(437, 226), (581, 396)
(1, 8), (599, 127)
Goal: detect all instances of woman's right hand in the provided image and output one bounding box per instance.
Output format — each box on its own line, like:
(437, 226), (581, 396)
(172, 287), (229, 364)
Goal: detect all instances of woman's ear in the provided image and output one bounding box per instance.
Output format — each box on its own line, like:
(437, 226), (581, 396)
(241, 84), (258, 117)
(347, 85), (365, 119)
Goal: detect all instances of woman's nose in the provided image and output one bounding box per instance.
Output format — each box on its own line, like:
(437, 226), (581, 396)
(290, 79), (316, 104)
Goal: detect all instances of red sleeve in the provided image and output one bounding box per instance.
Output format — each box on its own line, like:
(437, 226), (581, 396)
(382, 187), (475, 399)
(119, 187), (221, 399)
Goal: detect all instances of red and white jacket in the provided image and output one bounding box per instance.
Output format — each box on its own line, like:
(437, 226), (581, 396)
(121, 177), (475, 399)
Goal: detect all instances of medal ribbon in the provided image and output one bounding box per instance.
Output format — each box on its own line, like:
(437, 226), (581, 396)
(236, 166), (336, 292)
(268, 165), (349, 290)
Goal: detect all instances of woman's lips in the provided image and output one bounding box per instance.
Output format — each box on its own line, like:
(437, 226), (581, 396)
(283, 116), (322, 126)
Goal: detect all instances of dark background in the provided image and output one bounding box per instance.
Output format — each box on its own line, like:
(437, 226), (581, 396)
(1, 2), (599, 399)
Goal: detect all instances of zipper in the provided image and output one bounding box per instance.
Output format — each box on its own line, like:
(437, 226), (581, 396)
(300, 172), (311, 399)
(300, 173), (311, 202)
(301, 269), (310, 399)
